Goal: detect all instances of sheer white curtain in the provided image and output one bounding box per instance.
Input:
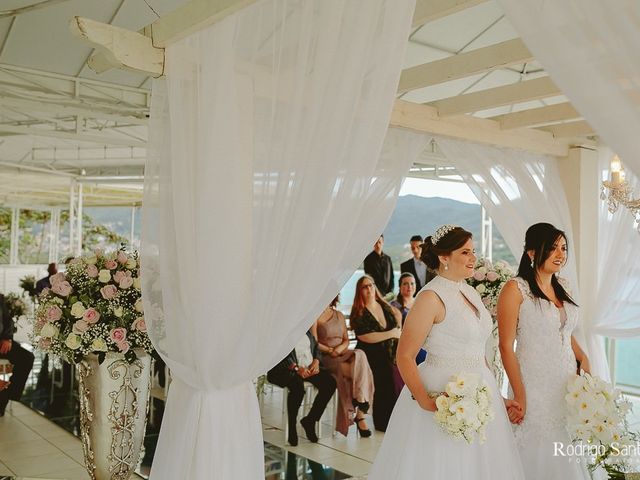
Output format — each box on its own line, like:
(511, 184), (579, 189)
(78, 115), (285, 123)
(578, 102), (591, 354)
(496, 0), (640, 179)
(592, 146), (640, 338)
(141, 1), (419, 478)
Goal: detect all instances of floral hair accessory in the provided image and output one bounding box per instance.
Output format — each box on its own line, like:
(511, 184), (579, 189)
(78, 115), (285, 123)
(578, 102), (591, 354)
(432, 225), (459, 245)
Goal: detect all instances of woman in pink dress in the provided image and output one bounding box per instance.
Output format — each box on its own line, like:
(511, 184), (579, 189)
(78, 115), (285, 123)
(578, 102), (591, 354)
(313, 295), (375, 437)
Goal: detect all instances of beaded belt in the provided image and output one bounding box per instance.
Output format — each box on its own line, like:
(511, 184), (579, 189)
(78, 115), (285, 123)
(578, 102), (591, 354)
(424, 352), (485, 369)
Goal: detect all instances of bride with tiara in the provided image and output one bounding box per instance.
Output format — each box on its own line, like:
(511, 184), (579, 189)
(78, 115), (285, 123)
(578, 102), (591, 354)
(368, 225), (525, 479)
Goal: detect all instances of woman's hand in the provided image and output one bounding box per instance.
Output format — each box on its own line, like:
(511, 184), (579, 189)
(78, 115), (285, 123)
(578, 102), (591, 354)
(391, 327), (401, 339)
(417, 396), (437, 412)
(506, 396), (525, 424)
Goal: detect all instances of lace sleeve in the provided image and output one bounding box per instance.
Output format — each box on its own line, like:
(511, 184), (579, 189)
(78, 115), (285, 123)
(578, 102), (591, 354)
(512, 277), (534, 301)
(556, 276), (573, 296)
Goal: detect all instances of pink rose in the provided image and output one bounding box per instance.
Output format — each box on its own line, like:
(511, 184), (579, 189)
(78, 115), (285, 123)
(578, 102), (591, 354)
(117, 340), (130, 354)
(119, 276), (134, 289)
(117, 251), (128, 264)
(49, 272), (66, 286)
(46, 305), (63, 322)
(131, 316), (146, 332)
(38, 338), (52, 350)
(473, 271), (486, 281)
(486, 271), (499, 282)
(482, 297), (491, 306)
(72, 319), (90, 334)
(94, 248), (104, 258)
(83, 308), (100, 324)
(86, 264), (99, 278)
(51, 281), (72, 297)
(100, 284), (118, 300)
(110, 327), (127, 343)
(68, 257), (82, 265)
(113, 271), (126, 284)
(105, 260), (118, 270)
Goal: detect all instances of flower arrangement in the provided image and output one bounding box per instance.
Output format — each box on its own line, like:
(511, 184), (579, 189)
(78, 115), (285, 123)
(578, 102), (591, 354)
(566, 373), (639, 478)
(5, 293), (27, 321)
(466, 258), (515, 319)
(433, 373), (495, 444)
(19, 275), (37, 298)
(31, 248), (154, 365)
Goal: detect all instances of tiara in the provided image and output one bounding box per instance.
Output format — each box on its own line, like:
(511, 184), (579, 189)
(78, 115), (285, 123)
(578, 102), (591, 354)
(432, 224), (459, 245)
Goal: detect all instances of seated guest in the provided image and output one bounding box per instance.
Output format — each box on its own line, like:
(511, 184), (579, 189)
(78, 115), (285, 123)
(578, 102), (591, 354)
(400, 235), (434, 294)
(35, 263), (57, 295)
(349, 275), (402, 432)
(391, 273), (426, 365)
(0, 293), (34, 416)
(267, 329), (337, 446)
(313, 295), (374, 437)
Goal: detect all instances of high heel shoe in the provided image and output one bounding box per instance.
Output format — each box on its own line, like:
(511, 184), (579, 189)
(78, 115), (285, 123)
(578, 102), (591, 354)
(355, 417), (371, 438)
(352, 398), (370, 414)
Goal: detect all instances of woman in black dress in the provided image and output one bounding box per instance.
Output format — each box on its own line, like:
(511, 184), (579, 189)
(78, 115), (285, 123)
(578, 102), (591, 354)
(349, 274), (402, 432)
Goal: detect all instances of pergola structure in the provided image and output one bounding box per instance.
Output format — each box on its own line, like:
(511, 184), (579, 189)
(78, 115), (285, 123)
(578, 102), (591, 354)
(1, 0), (599, 291)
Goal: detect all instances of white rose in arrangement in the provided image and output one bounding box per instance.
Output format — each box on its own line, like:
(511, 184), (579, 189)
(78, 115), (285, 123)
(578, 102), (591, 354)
(65, 333), (82, 350)
(70, 301), (86, 319)
(477, 266), (487, 274)
(98, 269), (111, 283)
(40, 323), (59, 338)
(126, 257), (137, 269)
(91, 338), (108, 352)
(84, 255), (98, 265)
(113, 306), (124, 317)
(475, 284), (486, 294)
(134, 298), (144, 313)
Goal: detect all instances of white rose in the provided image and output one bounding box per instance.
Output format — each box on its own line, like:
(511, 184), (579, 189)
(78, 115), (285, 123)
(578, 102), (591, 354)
(475, 284), (487, 294)
(113, 306), (124, 318)
(65, 333), (82, 350)
(91, 338), (108, 352)
(84, 255), (98, 265)
(70, 301), (86, 319)
(98, 269), (111, 283)
(134, 299), (144, 313)
(133, 278), (141, 290)
(478, 266), (488, 274)
(126, 258), (137, 269)
(40, 323), (59, 338)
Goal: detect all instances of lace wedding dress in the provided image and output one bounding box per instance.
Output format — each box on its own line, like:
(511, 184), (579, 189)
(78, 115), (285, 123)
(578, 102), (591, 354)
(511, 277), (591, 479)
(368, 276), (525, 479)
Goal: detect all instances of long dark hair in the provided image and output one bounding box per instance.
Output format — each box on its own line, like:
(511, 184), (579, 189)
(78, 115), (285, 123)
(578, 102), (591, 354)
(421, 226), (473, 270)
(395, 272), (415, 308)
(517, 222), (577, 306)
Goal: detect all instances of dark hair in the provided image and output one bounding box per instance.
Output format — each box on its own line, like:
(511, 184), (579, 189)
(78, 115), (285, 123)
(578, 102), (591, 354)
(330, 295), (339, 308)
(47, 263), (57, 275)
(395, 272), (415, 307)
(410, 235), (423, 243)
(421, 226), (473, 270)
(517, 222), (577, 306)
(350, 275), (392, 320)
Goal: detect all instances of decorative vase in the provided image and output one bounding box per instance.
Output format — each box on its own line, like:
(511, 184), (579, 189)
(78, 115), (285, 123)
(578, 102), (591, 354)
(77, 350), (152, 480)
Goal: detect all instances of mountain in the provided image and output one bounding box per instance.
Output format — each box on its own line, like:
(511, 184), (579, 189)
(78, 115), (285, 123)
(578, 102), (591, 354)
(381, 195), (516, 267)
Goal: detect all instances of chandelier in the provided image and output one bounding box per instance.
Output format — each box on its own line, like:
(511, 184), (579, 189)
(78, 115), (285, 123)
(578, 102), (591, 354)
(600, 155), (640, 231)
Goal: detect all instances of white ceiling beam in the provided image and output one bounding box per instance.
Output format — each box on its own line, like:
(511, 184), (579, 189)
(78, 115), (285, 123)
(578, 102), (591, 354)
(390, 99), (571, 157)
(429, 76), (561, 117)
(398, 38), (532, 93)
(412, 0), (490, 28)
(490, 103), (581, 129)
(538, 121), (594, 138)
(0, 124), (146, 147)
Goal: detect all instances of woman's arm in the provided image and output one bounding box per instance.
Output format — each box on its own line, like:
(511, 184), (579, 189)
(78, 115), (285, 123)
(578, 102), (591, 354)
(396, 291), (443, 412)
(497, 280), (526, 423)
(356, 328), (401, 344)
(332, 312), (350, 355)
(571, 336), (591, 374)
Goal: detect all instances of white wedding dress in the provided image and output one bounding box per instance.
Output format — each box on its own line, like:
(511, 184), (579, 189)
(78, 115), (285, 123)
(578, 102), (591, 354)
(369, 275), (525, 479)
(511, 277), (591, 479)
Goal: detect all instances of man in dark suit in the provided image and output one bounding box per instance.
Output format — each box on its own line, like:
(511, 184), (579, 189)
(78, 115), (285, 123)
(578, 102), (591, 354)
(0, 293), (34, 416)
(363, 234), (394, 296)
(35, 263), (57, 295)
(400, 235), (435, 295)
(267, 330), (336, 446)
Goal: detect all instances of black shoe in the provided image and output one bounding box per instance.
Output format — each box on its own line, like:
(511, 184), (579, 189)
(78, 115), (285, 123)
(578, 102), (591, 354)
(287, 427), (298, 447)
(355, 417), (371, 438)
(300, 416), (318, 443)
(352, 398), (370, 414)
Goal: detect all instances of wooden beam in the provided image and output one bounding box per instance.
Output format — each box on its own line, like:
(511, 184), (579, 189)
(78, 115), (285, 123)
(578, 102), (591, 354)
(490, 103), (580, 129)
(70, 16), (164, 76)
(538, 121), (594, 138)
(0, 124), (146, 147)
(429, 76), (560, 116)
(399, 38), (532, 93)
(390, 99), (570, 157)
(412, 0), (489, 28)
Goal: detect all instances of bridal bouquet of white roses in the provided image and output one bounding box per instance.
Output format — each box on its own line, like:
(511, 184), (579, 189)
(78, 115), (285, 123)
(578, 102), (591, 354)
(566, 373), (639, 478)
(31, 248), (154, 365)
(433, 373), (495, 444)
(466, 258), (515, 318)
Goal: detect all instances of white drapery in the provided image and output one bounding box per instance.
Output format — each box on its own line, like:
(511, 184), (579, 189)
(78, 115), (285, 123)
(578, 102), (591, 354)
(141, 1), (419, 478)
(496, 0), (640, 179)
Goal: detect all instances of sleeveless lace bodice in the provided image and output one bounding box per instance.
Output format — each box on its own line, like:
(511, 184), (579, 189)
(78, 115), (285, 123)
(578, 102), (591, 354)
(511, 276), (578, 442)
(421, 275), (493, 369)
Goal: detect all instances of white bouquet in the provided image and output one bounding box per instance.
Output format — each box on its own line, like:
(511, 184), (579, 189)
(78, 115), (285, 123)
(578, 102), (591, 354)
(566, 373), (638, 477)
(433, 373), (495, 444)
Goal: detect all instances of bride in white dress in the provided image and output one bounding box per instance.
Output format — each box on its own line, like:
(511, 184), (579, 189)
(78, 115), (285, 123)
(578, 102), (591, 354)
(369, 225), (525, 480)
(498, 222), (592, 479)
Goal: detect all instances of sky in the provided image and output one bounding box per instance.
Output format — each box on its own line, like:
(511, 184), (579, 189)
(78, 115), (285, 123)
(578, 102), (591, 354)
(399, 178), (480, 204)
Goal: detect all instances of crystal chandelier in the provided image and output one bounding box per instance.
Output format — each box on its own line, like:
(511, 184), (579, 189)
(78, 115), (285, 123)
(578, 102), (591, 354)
(600, 155), (640, 231)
